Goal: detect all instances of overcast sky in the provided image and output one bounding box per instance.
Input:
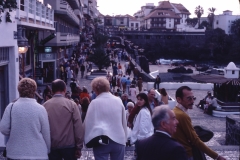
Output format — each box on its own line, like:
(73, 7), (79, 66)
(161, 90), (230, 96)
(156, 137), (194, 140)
(97, 0), (240, 18)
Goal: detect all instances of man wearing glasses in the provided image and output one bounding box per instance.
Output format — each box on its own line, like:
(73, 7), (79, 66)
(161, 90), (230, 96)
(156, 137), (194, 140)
(172, 86), (226, 160)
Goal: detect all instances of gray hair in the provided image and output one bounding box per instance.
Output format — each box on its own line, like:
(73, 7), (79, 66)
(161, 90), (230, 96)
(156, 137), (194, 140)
(152, 105), (171, 129)
(91, 77), (110, 94)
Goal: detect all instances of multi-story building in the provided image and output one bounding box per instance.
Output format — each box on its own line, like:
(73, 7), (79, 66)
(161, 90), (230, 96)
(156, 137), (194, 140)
(144, 1), (190, 31)
(104, 15), (130, 32)
(214, 10), (240, 34)
(133, 3), (155, 30)
(41, 0), (83, 83)
(0, 0), (55, 147)
(128, 16), (141, 31)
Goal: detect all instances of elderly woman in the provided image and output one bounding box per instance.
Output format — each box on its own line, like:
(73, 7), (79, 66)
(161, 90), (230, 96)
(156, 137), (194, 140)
(84, 77), (127, 160)
(0, 78), (51, 159)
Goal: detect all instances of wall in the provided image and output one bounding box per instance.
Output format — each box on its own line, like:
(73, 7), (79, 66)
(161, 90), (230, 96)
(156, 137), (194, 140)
(0, 11), (19, 148)
(0, 11), (19, 101)
(226, 115), (240, 145)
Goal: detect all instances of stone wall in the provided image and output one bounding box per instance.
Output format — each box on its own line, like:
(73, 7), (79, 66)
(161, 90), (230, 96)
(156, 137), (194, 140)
(226, 115), (240, 145)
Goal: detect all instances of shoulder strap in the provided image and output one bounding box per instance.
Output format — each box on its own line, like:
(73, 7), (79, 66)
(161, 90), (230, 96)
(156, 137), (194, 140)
(9, 102), (14, 130)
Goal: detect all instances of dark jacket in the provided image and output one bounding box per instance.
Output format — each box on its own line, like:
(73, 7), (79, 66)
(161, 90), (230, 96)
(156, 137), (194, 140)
(136, 132), (188, 160)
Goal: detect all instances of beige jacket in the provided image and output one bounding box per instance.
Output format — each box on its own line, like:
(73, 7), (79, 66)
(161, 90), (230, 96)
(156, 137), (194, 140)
(43, 95), (84, 150)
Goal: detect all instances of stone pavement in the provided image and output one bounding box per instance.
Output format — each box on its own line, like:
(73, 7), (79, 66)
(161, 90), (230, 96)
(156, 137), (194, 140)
(1, 62), (239, 160)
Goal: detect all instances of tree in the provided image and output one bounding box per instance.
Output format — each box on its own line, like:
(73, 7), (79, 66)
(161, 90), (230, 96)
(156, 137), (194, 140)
(94, 33), (108, 48)
(230, 19), (240, 37)
(87, 48), (111, 71)
(194, 5), (204, 28)
(208, 7), (216, 29)
(185, 18), (198, 27)
(199, 20), (210, 30)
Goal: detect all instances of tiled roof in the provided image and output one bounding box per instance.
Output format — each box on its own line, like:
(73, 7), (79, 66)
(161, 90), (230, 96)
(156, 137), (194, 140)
(158, 1), (174, 9)
(223, 10), (232, 12)
(144, 9), (181, 20)
(172, 3), (191, 15)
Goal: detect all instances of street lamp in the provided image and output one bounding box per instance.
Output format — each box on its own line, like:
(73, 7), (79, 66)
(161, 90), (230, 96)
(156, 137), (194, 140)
(17, 26), (29, 78)
(18, 46), (29, 77)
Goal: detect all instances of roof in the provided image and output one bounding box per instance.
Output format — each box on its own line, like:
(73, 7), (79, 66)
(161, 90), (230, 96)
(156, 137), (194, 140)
(144, 9), (181, 20)
(171, 3), (191, 15)
(223, 10), (232, 12)
(158, 1), (174, 9)
(225, 62), (240, 70)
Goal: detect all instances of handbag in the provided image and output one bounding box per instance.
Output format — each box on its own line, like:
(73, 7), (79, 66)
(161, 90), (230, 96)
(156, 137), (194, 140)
(3, 102), (15, 157)
(194, 125), (214, 142)
(191, 125), (214, 160)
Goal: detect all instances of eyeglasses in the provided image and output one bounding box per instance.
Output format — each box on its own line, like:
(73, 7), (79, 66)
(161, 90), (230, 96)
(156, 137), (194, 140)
(186, 96), (196, 101)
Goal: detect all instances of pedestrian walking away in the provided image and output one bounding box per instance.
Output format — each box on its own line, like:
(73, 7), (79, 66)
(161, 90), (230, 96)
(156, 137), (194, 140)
(43, 79), (84, 160)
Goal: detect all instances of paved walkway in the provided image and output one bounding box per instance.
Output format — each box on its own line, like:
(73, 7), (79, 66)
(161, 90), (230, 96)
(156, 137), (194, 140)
(1, 62), (237, 160)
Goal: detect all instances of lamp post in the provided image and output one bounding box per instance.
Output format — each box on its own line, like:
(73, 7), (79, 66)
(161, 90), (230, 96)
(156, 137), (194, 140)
(19, 46), (29, 77)
(17, 26), (29, 78)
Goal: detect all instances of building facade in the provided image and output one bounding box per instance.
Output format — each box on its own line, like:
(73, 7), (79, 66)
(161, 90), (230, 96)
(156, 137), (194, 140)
(143, 1), (190, 31)
(214, 10), (240, 34)
(40, 0), (83, 84)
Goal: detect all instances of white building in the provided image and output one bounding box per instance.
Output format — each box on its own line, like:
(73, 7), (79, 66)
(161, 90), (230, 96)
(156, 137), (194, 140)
(0, 11), (19, 115)
(0, 0), (55, 147)
(129, 16), (141, 31)
(133, 3), (155, 30)
(224, 62), (240, 79)
(214, 10), (240, 34)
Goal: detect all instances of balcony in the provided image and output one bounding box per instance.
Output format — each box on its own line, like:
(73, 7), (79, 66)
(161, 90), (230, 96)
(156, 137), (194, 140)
(56, 0), (80, 26)
(83, 7), (91, 19)
(47, 32), (80, 46)
(67, 0), (80, 10)
(17, 0), (54, 30)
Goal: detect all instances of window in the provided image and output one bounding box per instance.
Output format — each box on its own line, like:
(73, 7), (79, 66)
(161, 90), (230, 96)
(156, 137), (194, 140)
(232, 71), (235, 74)
(169, 24), (171, 27)
(169, 19), (171, 22)
(216, 20), (218, 25)
(131, 23), (134, 26)
(136, 23), (139, 27)
(159, 18), (161, 21)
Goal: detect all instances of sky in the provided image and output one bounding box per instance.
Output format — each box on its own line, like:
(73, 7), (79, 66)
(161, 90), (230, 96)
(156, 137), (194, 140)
(97, 0), (240, 18)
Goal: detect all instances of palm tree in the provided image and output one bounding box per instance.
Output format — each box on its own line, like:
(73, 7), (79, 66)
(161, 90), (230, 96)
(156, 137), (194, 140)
(194, 5), (204, 28)
(208, 7), (216, 29)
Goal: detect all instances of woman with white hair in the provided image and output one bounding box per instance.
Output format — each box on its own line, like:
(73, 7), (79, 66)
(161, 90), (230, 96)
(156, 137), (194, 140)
(84, 77), (127, 160)
(0, 78), (51, 159)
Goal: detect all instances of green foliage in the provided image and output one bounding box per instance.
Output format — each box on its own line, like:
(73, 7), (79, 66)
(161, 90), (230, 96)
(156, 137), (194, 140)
(194, 5), (204, 28)
(230, 19), (240, 37)
(185, 18), (198, 27)
(207, 7), (216, 29)
(0, 0), (18, 23)
(94, 33), (109, 48)
(199, 21), (210, 30)
(87, 48), (111, 71)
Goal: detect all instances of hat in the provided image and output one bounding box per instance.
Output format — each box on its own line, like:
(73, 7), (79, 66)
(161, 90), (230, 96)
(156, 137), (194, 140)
(127, 102), (134, 108)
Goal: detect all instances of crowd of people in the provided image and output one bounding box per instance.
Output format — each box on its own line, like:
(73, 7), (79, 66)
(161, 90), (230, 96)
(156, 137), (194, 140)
(0, 37), (226, 160)
(0, 77), (226, 160)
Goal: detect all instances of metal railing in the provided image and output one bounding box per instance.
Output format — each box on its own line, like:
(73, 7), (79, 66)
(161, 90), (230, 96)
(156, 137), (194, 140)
(17, 0), (54, 28)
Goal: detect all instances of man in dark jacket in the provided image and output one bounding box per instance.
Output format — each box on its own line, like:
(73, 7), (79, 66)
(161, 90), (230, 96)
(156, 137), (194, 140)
(80, 64), (85, 78)
(136, 105), (188, 160)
